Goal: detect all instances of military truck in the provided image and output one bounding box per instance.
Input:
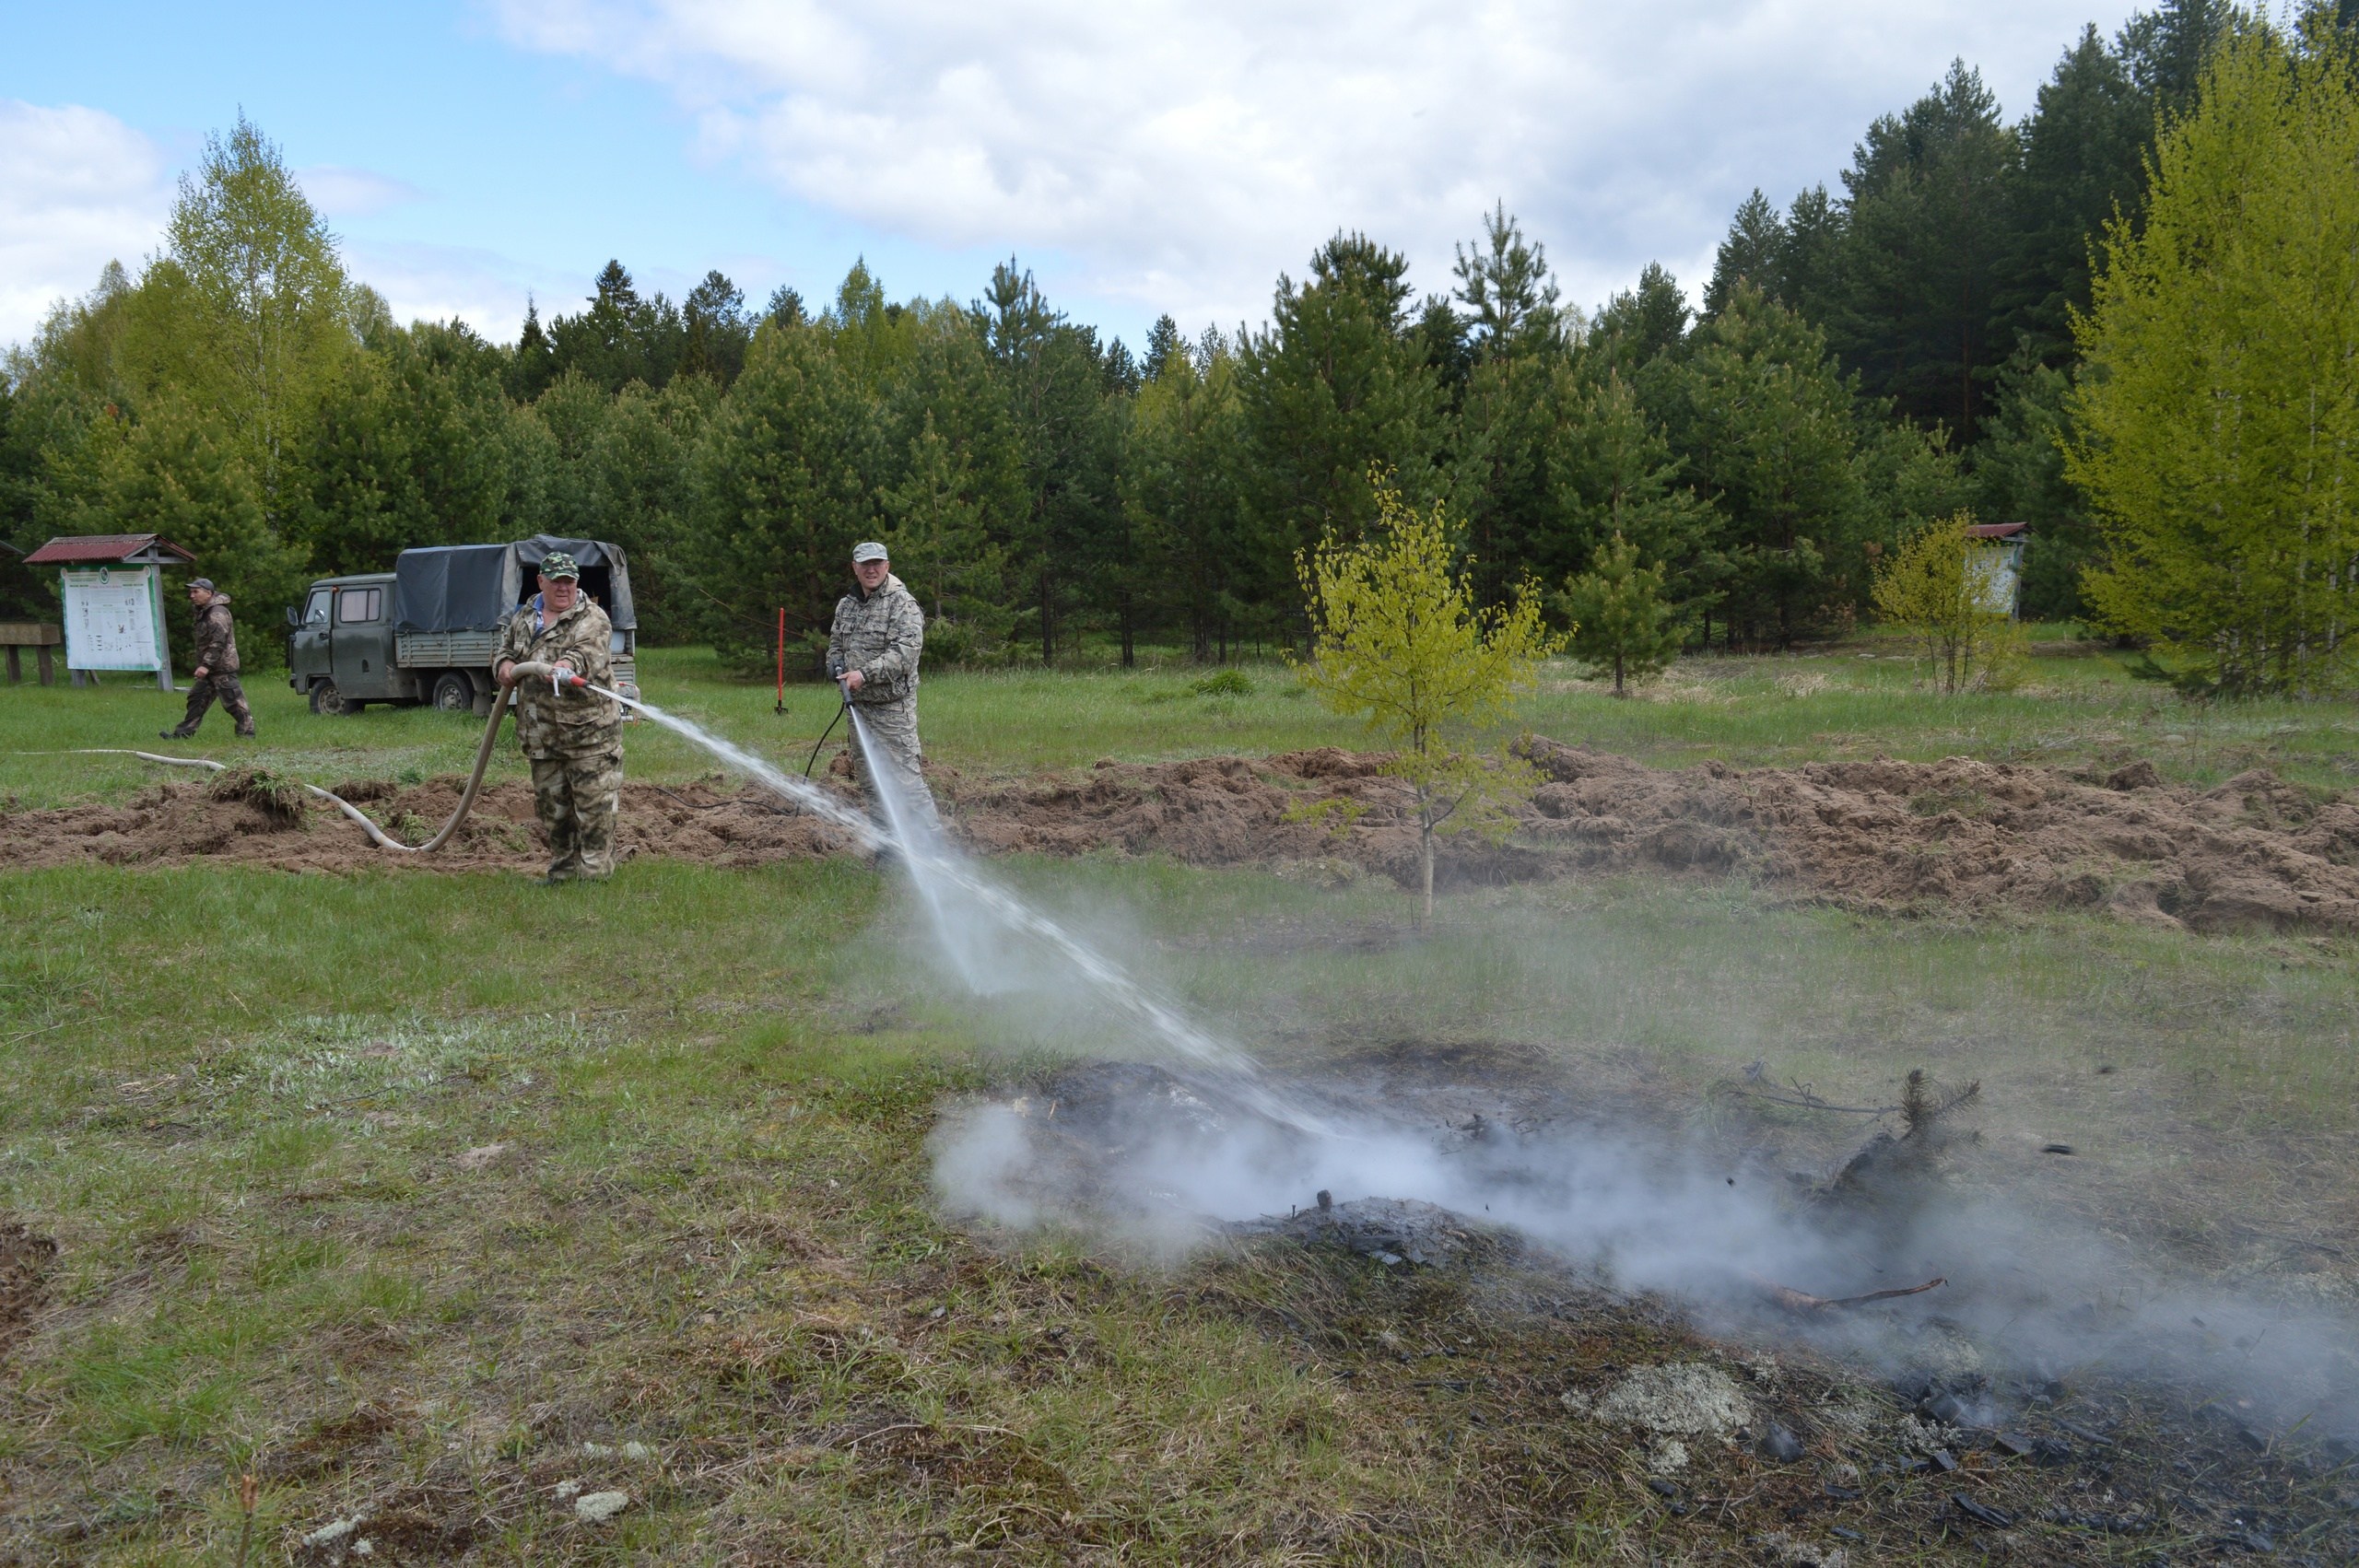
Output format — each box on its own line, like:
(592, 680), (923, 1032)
(286, 535), (638, 717)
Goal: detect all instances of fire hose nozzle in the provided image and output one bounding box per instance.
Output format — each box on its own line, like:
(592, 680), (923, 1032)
(508, 661), (587, 690)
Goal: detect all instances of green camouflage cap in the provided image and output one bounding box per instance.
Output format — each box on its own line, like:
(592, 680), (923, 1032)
(539, 551), (581, 579)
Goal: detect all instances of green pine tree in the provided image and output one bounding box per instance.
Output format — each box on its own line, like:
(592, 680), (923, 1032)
(1561, 532), (1684, 695)
(1238, 232), (1447, 603)
(1663, 283), (1863, 647)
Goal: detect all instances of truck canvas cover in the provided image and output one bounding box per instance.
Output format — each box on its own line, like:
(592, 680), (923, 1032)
(393, 537), (635, 633)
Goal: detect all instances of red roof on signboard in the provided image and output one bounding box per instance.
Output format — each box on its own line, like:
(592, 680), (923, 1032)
(23, 533), (197, 566)
(1964, 521), (2029, 540)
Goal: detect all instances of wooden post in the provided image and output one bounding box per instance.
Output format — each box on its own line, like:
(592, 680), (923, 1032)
(148, 567), (174, 690)
(0, 624), (63, 687)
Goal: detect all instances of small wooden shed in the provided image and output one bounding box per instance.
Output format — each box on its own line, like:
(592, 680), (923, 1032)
(1964, 521), (2030, 618)
(23, 533), (198, 690)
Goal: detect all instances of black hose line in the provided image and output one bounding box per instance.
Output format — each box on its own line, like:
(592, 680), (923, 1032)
(804, 699), (848, 778)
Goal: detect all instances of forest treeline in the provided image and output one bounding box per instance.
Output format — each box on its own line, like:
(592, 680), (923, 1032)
(2, 0), (2350, 689)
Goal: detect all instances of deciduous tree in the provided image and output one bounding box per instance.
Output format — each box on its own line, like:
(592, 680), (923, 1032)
(1297, 476), (1560, 920)
(2069, 20), (2359, 694)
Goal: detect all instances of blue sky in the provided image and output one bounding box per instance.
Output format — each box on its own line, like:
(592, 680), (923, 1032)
(4, 1), (2143, 355)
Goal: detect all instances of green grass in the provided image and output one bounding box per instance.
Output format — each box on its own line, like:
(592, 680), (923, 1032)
(0, 852), (2352, 1560)
(3, 637), (2354, 1560)
(6, 630), (2354, 811)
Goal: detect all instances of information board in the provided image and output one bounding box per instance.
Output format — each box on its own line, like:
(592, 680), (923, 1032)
(62, 567), (161, 671)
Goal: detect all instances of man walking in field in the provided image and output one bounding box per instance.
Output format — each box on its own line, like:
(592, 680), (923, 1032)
(161, 578), (254, 740)
(495, 552), (623, 883)
(827, 542), (939, 845)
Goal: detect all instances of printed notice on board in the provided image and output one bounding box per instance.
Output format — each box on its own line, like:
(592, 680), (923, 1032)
(62, 567), (159, 671)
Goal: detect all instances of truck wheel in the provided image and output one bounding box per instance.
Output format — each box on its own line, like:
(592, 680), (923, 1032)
(310, 679), (359, 717)
(430, 672), (476, 713)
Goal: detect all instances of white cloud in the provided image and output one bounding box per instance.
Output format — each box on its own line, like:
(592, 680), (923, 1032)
(0, 100), (172, 351)
(297, 164), (425, 219)
(0, 111), (561, 352)
(493, 0), (2138, 333)
(341, 238), (548, 336)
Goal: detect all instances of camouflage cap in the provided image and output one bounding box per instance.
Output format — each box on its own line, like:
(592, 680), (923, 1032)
(538, 552), (581, 579)
(186, 578), (217, 591)
(851, 541), (888, 564)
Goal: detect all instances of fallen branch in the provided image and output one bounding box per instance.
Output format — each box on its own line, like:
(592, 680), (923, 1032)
(1749, 1272), (1946, 1314)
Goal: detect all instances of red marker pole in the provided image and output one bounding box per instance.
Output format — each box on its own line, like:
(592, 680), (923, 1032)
(775, 606), (786, 715)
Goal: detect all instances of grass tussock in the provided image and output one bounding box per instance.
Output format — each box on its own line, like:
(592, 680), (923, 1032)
(205, 766), (309, 827)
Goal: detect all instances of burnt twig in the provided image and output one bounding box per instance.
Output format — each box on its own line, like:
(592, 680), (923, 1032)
(1750, 1273), (1946, 1314)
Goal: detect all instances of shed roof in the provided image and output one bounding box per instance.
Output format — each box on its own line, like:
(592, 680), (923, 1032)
(1964, 521), (2029, 540)
(24, 533), (198, 566)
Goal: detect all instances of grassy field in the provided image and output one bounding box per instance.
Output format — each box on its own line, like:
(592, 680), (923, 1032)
(1, 641), (2355, 1561)
(5, 629), (2355, 811)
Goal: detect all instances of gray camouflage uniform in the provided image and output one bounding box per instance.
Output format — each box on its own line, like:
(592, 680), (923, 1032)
(494, 595), (622, 881)
(827, 572), (938, 833)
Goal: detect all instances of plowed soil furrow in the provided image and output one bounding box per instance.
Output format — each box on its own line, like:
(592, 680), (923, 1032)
(5, 738), (2354, 933)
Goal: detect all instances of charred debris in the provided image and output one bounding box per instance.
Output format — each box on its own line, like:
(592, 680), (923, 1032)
(947, 1058), (2359, 1560)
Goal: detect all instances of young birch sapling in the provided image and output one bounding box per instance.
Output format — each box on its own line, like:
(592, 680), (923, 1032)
(1871, 510), (2014, 694)
(1296, 476), (1562, 921)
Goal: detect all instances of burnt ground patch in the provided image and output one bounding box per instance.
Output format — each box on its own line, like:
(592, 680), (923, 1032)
(942, 1058), (2359, 1562)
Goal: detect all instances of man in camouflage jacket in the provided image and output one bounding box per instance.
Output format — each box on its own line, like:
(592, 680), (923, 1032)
(162, 579), (254, 739)
(827, 541), (938, 839)
(495, 552), (622, 883)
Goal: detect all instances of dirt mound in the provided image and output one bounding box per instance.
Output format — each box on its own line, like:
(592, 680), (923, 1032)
(0, 775), (858, 874)
(6, 741), (2354, 932)
(952, 740), (2359, 933)
(0, 1218), (57, 1371)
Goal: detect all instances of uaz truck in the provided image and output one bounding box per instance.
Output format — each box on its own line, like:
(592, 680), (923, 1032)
(286, 535), (638, 716)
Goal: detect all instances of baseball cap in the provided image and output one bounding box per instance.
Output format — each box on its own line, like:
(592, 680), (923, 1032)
(851, 542), (888, 564)
(539, 552), (581, 579)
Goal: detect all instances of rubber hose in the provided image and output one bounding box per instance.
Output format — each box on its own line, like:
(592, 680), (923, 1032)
(387, 687), (511, 853)
(71, 690), (511, 855)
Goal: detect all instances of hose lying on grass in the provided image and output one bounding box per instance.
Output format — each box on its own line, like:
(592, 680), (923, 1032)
(66, 689), (513, 854)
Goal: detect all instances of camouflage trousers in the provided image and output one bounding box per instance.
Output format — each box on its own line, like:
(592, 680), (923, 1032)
(169, 673), (253, 737)
(529, 748), (622, 882)
(847, 697), (939, 839)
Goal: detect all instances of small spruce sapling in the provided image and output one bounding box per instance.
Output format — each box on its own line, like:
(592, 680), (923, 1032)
(1297, 474), (1562, 921)
(1560, 532), (1683, 695)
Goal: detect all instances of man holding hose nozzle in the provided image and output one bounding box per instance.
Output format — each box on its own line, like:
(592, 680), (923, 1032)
(495, 552), (622, 883)
(828, 542), (938, 861)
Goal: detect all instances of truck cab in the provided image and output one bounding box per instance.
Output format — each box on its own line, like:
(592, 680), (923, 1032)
(289, 574), (407, 714)
(287, 536), (638, 717)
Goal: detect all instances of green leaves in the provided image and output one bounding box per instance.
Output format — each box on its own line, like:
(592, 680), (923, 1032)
(1871, 511), (2019, 694)
(1297, 477), (1562, 918)
(2070, 25), (2359, 695)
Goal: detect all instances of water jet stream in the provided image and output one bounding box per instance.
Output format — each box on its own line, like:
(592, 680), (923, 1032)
(587, 684), (1320, 1129)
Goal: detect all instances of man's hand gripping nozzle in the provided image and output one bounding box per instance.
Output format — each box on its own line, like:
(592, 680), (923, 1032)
(507, 660), (586, 694)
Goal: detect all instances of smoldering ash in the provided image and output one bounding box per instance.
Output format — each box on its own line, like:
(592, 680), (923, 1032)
(587, 678), (2356, 1445)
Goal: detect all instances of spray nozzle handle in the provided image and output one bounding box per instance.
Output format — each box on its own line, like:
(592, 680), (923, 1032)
(508, 660), (587, 692)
